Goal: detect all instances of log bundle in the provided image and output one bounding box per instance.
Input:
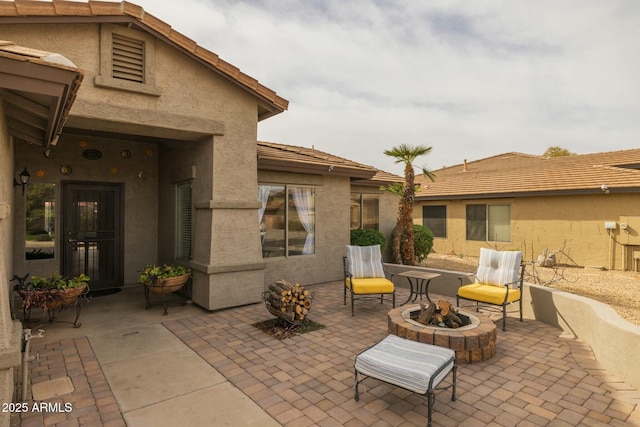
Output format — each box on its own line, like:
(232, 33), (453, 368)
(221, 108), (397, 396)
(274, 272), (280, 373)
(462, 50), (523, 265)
(263, 279), (312, 323)
(417, 300), (470, 329)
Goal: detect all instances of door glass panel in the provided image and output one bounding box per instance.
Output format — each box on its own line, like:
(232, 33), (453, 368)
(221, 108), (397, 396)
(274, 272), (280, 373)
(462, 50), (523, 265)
(25, 183), (56, 260)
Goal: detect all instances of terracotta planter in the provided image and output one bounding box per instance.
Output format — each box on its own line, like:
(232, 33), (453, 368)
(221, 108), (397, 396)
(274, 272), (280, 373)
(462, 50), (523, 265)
(145, 273), (190, 294)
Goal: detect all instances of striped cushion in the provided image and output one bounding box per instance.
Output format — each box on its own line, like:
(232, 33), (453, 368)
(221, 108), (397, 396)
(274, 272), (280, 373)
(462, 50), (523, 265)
(355, 334), (455, 394)
(476, 248), (522, 287)
(346, 245), (385, 279)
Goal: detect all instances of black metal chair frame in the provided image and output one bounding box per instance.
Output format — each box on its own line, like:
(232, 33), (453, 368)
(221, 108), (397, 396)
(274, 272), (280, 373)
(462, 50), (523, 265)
(456, 263), (526, 331)
(342, 256), (396, 316)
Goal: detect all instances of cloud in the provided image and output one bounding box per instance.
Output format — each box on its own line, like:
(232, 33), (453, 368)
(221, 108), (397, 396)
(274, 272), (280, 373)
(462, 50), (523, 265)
(129, 0), (640, 174)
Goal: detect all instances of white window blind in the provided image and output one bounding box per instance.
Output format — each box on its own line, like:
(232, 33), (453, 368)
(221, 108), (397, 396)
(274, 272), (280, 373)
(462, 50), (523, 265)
(176, 183), (192, 260)
(112, 34), (145, 83)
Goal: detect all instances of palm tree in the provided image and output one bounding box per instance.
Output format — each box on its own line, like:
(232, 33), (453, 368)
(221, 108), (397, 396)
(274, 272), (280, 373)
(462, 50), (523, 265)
(384, 144), (435, 265)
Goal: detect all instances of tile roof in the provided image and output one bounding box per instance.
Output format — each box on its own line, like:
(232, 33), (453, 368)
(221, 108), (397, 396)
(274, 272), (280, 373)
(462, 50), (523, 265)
(416, 149), (640, 200)
(257, 141), (402, 183)
(0, 0), (288, 119)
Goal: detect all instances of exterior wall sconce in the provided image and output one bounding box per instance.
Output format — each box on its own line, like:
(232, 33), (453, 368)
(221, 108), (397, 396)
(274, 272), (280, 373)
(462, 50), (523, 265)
(13, 166), (30, 195)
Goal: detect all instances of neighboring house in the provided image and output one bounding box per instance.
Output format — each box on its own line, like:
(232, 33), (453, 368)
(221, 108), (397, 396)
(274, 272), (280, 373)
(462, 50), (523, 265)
(415, 150), (640, 270)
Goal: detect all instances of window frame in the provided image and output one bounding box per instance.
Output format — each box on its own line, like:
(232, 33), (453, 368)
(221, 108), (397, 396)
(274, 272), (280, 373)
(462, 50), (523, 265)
(465, 203), (511, 242)
(350, 193), (380, 230)
(259, 184), (316, 258)
(175, 181), (193, 260)
(422, 205), (447, 238)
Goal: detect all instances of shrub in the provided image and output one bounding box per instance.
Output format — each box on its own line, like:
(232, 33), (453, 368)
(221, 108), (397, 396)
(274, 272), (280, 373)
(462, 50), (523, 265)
(350, 229), (387, 250)
(413, 224), (434, 263)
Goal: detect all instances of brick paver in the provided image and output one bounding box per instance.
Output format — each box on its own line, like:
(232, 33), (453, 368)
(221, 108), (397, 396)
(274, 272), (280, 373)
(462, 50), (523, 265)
(12, 282), (640, 426)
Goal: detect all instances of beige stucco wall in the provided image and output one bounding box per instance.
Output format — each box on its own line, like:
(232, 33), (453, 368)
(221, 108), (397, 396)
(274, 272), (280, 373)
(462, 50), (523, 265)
(417, 193), (640, 270)
(12, 134), (158, 284)
(0, 96), (24, 426)
(1, 22), (267, 310)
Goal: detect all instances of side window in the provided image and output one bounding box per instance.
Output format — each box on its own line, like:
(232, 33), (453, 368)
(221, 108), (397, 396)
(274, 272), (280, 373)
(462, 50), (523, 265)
(350, 193), (380, 230)
(466, 204), (511, 242)
(26, 183), (56, 260)
(176, 182), (192, 260)
(423, 205), (446, 238)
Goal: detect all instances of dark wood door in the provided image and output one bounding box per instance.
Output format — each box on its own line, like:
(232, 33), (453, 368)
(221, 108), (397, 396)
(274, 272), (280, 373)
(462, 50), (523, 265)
(62, 183), (123, 290)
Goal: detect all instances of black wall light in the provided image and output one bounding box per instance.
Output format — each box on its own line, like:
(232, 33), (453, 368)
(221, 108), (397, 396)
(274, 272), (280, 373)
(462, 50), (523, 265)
(13, 167), (30, 195)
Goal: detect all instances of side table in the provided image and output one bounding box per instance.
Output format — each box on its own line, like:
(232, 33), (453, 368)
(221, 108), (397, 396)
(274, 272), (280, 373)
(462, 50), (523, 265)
(398, 270), (441, 305)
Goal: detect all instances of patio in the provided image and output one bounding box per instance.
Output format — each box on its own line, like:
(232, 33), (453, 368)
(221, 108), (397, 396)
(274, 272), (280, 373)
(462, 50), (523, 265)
(13, 282), (640, 426)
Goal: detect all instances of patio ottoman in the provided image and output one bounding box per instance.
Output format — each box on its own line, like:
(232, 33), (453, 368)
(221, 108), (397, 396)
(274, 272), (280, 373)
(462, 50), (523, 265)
(354, 334), (457, 427)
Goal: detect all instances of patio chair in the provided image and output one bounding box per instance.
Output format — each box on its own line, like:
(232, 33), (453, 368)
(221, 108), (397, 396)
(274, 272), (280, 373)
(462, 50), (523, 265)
(343, 244), (395, 316)
(456, 248), (525, 331)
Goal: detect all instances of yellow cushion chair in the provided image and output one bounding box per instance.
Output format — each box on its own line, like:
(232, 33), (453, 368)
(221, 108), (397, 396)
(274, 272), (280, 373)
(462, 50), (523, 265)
(457, 248), (525, 331)
(343, 245), (395, 316)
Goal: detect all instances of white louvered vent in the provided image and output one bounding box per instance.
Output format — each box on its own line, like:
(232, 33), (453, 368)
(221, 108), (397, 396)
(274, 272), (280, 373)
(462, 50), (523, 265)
(112, 34), (145, 83)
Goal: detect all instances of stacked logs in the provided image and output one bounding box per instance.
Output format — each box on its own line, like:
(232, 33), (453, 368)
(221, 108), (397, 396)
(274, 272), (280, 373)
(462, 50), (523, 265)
(264, 279), (312, 323)
(417, 299), (469, 329)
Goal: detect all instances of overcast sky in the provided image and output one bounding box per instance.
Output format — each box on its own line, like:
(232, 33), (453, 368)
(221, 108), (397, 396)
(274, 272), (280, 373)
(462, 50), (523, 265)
(129, 0), (640, 175)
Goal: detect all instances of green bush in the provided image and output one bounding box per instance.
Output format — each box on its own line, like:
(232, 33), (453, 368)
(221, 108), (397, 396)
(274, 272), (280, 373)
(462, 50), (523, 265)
(413, 224), (434, 263)
(350, 229), (387, 250)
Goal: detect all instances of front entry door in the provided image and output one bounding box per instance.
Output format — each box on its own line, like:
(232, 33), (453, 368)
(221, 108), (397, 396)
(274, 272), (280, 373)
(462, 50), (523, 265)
(62, 183), (123, 290)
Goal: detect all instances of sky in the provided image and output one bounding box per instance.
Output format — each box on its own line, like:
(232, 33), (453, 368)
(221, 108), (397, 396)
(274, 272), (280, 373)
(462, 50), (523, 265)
(128, 0), (640, 175)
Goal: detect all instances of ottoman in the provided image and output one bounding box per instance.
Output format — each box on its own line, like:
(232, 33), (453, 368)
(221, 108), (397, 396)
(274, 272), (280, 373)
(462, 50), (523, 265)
(354, 334), (457, 427)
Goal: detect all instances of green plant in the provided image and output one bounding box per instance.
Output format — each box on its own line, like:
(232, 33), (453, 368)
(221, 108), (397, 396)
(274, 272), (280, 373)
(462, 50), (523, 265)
(350, 229), (387, 250)
(11, 273), (90, 312)
(139, 264), (190, 285)
(412, 224), (434, 263)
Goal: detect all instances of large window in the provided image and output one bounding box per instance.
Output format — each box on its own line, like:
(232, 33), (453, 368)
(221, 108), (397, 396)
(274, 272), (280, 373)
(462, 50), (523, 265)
(176, 182), (193, 260)
(259, 185), (315, 257)
(466, 204), (511, 242)
(350, 194), (379, 230)
(422, 205), (447, 238)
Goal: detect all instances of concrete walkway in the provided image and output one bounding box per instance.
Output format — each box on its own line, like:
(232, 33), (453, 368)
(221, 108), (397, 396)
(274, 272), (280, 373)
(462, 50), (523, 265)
(12, 283), (640, 426)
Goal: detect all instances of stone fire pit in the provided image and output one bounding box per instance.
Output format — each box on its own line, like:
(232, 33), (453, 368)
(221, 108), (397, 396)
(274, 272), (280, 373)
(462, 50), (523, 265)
(387, 304), (497, 364)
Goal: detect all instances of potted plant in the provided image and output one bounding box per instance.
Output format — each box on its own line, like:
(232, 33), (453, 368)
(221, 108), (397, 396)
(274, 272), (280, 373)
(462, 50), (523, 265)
(139, 264), (191, 315)
(12, 272), (90, 328)
(139, 264), (191, 294)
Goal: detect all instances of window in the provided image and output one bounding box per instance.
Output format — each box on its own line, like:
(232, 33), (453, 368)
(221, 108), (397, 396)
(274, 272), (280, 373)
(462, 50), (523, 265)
(25, 183), (56, 260)
(259, 185), (315, 257)
(176, 182), (193, 260)
(423, 205), (447, 238)
(350, 194), (379, 230)
(96, 24), (160, 96)
(466, 204), (511, 242)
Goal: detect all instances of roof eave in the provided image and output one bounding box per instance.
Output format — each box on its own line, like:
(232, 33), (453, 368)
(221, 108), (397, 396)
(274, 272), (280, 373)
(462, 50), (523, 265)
(416, 187), (640, 201)
(258, 159), (375, 179)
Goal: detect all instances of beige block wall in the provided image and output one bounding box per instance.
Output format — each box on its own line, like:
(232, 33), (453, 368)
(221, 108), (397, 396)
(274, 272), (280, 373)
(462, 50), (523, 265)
(0, 96), (24, 427)
(417, 193), (640, 270)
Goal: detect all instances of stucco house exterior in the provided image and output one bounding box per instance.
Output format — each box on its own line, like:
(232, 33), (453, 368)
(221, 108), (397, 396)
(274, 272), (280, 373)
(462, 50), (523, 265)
(0, 0), (402, 412)
(415, 149), (640, 271)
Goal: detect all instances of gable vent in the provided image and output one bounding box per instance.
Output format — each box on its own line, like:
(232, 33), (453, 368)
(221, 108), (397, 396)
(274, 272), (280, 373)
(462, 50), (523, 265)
(112, 34), (144, 83)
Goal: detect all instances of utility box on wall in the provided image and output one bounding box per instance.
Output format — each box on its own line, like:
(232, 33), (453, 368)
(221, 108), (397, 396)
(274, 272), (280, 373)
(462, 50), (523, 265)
(619, 216), (640, 245)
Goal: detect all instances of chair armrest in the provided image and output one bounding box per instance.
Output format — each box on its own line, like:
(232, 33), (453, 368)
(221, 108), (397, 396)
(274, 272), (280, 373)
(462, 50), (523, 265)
(458, 273), (476, 285)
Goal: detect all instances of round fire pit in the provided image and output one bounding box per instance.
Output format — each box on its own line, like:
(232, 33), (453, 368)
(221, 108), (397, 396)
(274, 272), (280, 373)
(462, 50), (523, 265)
(387, 304), (497, 364)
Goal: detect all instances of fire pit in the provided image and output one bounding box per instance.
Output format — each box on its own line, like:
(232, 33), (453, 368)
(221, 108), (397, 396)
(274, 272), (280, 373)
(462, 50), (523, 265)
(387, 304), (497, 364)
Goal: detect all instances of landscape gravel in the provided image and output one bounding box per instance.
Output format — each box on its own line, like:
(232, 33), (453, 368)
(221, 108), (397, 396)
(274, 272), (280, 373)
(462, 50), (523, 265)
(422, 252), (640, 327)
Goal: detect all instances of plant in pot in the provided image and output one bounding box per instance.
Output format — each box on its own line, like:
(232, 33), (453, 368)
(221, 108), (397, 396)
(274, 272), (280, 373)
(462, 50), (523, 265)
(139, 264), (191, 315)
(12, 272), (90, 328)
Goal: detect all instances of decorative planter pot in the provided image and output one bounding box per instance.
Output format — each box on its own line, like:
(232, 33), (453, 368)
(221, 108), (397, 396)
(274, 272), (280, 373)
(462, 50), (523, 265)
(144, 273), (190, 315)
(18, 284), (88, 328)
